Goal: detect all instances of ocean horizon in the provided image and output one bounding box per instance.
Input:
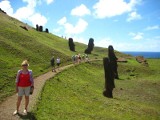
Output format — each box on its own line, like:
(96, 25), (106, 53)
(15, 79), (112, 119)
(121, 51), (160, 58)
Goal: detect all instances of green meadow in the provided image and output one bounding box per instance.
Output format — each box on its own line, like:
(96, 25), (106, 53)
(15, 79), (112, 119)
(0, 11), (160, 120)
(33, 60), (160, 120)
(0, 12), (111, 101)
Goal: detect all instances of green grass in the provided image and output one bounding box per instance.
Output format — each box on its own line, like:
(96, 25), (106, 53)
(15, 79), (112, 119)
(1, 11), (160, 120)
(33, 60), (160, 120)
(0, 12), (127, 102)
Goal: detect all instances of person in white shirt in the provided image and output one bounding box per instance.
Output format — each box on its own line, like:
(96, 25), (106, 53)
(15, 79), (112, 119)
(56, 57), (61, 69)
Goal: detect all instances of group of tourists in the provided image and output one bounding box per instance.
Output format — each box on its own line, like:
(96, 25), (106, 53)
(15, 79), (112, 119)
(72, 53), (89, 64)
(13, 45), (118, 116)
(50, 56), (61, 72)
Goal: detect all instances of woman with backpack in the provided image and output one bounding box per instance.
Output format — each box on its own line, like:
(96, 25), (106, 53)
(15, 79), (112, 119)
(13, 60), (34, 115)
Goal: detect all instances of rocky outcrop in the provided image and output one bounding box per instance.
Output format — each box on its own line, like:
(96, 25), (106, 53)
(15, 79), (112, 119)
(0, 8), (6, 14)
(136, 56), (148, 66)
(117, 57), (127, 63)
(20, 26), (28, 31)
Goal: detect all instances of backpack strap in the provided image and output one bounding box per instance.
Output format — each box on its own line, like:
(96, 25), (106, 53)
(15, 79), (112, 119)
(28, 70), (34, 85)
(16, 70), (22, 83)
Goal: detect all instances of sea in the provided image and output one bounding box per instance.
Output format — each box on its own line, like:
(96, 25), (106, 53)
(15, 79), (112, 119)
(121, 52), (160, 58)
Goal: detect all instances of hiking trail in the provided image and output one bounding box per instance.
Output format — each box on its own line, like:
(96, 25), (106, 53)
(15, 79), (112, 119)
(0, 59), (101, 120)
(0, 64), (74, 120)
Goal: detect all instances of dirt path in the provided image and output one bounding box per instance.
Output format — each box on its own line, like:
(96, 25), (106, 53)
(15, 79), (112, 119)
(0, 64), (74, 120)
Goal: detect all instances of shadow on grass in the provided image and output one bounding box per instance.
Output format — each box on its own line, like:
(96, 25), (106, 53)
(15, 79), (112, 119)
(17, 112), (37, 120)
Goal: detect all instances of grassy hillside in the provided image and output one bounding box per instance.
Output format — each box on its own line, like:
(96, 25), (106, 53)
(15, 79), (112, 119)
(32, 59), (160, 120)
(0, 12), (127, 101)
(1, 11), (160, 120)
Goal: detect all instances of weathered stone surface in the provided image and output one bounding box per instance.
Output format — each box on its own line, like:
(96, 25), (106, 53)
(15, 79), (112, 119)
(117, 57), (127, 62)
(68, 38), (75, 51)
(136, 56), (148, 66)
(20, 26), (28, 31)
(84, 38), (94, 54)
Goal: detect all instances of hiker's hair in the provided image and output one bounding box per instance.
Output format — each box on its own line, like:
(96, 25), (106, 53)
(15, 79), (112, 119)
(21, 60), (29, 66)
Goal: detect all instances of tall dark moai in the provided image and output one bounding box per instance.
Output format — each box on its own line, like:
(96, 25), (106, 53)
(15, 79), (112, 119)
(45, 28), (49, 33)
(84, 38), (94, 54)
(36, 24), (39, 31)
(39, 26), (43, 32)
(108, 45), (119, 79)
(103, 57), (115, 98)
(68, 38), (75, 51)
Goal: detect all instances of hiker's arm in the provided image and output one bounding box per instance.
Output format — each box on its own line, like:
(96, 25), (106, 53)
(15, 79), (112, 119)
(29, 70), (34, 87)
(15, 70), (21, 92)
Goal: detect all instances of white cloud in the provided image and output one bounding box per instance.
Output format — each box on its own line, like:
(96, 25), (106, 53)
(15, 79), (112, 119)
(71, 36), (88, 44)
(45, 0), (54, 5)
(65, 19), (88, 34)
(12, 0), (37, 22)
(71, 4), (91, 17)
(93, 0), (140, 18)
(145, 25), (160, 31)
(53, 27), (62, 33)
(13, 7), (34, 20)
(13, 1), (47, 26)
(0, 0), (13, 15)
(127, 11), (142, 22)
(23, 0), (37, 8)
(94, 36), (160, 51)
(94, 37), (134, 51)
(129, 32), (144, 40)
(73, 19), (88, 34)
(95, 37), (114, 48)
(115, 42), (139, 51)
(28, 13), (47, 26)
(58, 18), (88, 35)
(0, 0), (48, 27)
(57, 17), (67, 25)
(133, 33), (143, 40)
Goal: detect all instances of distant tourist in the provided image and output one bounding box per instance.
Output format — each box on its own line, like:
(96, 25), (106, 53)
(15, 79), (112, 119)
(56, 57), (61, 69)
(13, 60), (34, 115)
(82, 54), (85, 61)
(51, 56), (56, 72)
(72, 55), (76, 64)
(108, 45), (119, 79)
(77, 53), (81, 64)
(85, 54), (89, 63)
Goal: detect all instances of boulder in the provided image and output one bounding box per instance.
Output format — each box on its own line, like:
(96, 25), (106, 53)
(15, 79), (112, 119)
(20, 26), (28, 31)
(136, 56), (148, 66)
(117, 57), (127, 63)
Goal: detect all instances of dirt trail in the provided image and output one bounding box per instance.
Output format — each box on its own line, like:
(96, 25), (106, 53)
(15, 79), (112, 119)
(0, 64), (74, 120)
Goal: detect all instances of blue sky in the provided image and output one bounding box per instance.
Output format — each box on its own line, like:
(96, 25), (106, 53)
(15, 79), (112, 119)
(0, 0), (160, 52)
